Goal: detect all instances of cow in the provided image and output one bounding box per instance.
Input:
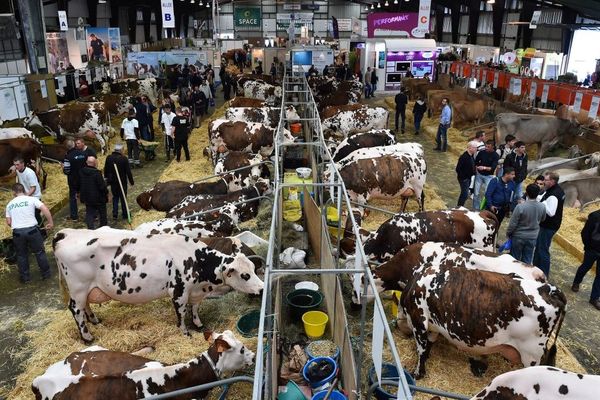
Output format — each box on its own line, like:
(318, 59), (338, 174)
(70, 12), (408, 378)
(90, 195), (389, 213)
(370, 242), (546, 299)
(229, 97), (265, 108)
(242, 80), (282, 104)
(320, 104), (366, 120)
(41, 143), (69, 162)
(31, 330), (255, 400)
(0, 138), (45, 187)
(136, 177), (233, 212)
(81, 93), (133, 115)
(471, 366), (600, 400)
(53, 227), (263, 342)
(452, 99), (489, 127)
(321, 107), (389, 138)
(236, 75), (275, 94)
(561, 177), (600, 209)
(102, 78), (158, 105)
(0, 127), (35, 141)
(343, 208), (499, 262)
(330, 129), (396, 162)
(495, 113), (581, 159)
(337, 80), (364, 98)
(317, 91), (359, 111)
(412, 82), (444, 101)
(213, 151), (270, 190)
(134, 214), (237, 238)
(209, 119), (294, 158)
(309, 76), (338, 96)
(402, 261), (566, 379)
(327, 144), (426, 212)
(166, 180), (271, 221)
(24, 102), (109, 153)
(427, 90), (469, 118)
(225, 106), (300, 128)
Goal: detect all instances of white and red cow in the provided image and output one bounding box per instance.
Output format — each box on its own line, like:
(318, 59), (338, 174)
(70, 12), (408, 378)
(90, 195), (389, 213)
(214, 151), (269, 191)
(209, 119), (294, 158)
(31, 330), (255, 400)
(134, 213), (237, 239)
(329, 144), (426, 212)
(242, 80), (282, 104)
(321, 106), (389, 138)
(329, 129), (396, 162)
(24, 102), (109, 153)
(225, 106), (300, 128)
(471, 366), (600, 400)
(102, 78), (158, 105)
(342, 208), (499, 261)
(53, 227), (263, 342)
(0, 127), (35, 141)
(402, 261), (566, 379)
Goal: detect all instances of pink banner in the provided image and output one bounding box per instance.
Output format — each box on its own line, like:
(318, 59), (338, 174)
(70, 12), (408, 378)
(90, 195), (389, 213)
(366, 12), (419, 38)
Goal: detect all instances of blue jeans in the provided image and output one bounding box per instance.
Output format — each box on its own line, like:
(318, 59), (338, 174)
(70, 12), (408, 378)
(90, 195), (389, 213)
(68, 185), (78, 219)
(457, 177), (471, 207)
(140, 125), (151, 141)
(435, 123), (448, 150)
(111, 186), (128, 219)
(13, 226), (51, 282)
(365, 83), (372, 98)
(573, 249), (600, 301)
(414, 114), (423, 133)
(473, 174), (493, 211)
(533, 227), (557, 277)
(511, 182), (523, 210)
(510, 237), (536, 264)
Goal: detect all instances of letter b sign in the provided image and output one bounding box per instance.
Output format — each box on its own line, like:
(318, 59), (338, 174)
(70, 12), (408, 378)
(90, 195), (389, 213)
(165, 13), (172, 21)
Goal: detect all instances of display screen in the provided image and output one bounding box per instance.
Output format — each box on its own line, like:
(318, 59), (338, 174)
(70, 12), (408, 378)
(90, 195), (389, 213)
(395, 62), (411, 72)
(412, 61), (433, 77)
(387, 73), (404, 82)
(292, 51), (313, 65)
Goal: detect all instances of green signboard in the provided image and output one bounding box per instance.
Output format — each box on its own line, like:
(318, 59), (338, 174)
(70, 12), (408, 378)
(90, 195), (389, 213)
(234, 7), (261, 27)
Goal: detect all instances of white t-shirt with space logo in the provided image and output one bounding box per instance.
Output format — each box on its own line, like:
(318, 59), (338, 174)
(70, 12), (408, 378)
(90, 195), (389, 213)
(5, 195), (43, 229)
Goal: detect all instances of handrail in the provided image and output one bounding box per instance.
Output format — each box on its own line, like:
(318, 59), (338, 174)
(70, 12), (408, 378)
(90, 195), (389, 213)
(144, 376), (255, 400)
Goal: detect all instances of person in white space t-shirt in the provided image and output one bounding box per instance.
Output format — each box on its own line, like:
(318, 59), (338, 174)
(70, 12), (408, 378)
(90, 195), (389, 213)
(161, 104), (176, 161)
(121, 109), (141, 166)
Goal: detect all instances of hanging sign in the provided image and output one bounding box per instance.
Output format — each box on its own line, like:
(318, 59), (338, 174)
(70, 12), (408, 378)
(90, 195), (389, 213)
(413, 0), (431, 38)
(234, 7), (262, 27)
(493, 72), (499, 88)
(529, 81), (537, 101)
(541, 84), (549, 103)
(573, 92), (583, 113)
(530, 10), (542, 29)
(161, 0), (175, 28)
(40, 80), (48, 98)
(58, 10), (68, 31)
(513, 78), (522, 95)
(589, 96), (600, 119)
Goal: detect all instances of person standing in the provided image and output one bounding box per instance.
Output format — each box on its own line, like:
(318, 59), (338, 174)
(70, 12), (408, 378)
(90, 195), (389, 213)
(121, 109), (141, 167)
(504, 141), (528, 208)
(161, 104), (176, 161)
(506, 183), (546, 263)
(484, 167), (516, 225)
(412, 94), (427, 135)
(172, 107), (191, 162)
(88, 33), (106, 61)
(473, 140), (499, 210)
(495, 134), (516, 177)
(79, 156), (108, 229)
(571, 209), (600, 310)
(455, 141), (477, 207)
(270, 62), (277, 80)
(533, 171), (565, 277)
(434, 98), (452, 152)
(104, 144), (134, 220)
(134, 96), (156, 141)
(371, 68), (379, 96)
(12, 157), (43, 226)
(364, 67), (372, 98)
(62, 139), (86, 221)
(75, 137), (97, 159)
(394, 87), (408, 134)
(5, 183), (54, 283)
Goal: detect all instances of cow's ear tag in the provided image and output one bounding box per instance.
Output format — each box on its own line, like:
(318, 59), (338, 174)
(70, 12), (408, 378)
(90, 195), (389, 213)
(203, 330), (214, 341)
(215, 338), (231, 353)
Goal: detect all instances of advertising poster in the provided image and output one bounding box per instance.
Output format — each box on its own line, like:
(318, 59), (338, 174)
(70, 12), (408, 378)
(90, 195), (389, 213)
(108, 28), (122, 63)
(85, 27), (110, 62)
(573, 92), (583, 113)
(46, 32), (70, 73)
(126, 52), (161, 78)
(529, 81), (537, 101)
(589, 96), (600, 119)
(367, 12), (419, 38)
(541, 84), (549, 103)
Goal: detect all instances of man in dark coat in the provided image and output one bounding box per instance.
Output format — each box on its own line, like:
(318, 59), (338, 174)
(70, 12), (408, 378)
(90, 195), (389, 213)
(572, 209), (600, 310)
(503, 141), (528, 209)
(455, 141), (477, 207)
(63, 139), (86, 220)
(79, 156), (109, 229)
(172, 107), (191, 162)
(394, 87), (408, 134)
(412, 94), (427, 135)
(104, 143), (134, 220)
(134, 95), (157, 141)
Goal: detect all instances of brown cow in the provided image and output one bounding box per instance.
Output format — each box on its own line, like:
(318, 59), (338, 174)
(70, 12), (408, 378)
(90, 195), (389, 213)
(236, 74), (275, 95)
(0, 139), (45, 188)
(320, 104), (366, 120)
(453, 99), (489, 127)
(413, 82), (443, 100)
(427, 90), (469, 118)
(317, 91), (359, 111)
(41, 143), (69, 162)
(229, 97), (265, 108)
(136, 176), (233, 211)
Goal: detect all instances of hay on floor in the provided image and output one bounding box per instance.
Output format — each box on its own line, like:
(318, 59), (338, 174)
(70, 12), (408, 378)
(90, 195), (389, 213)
(559, 203), (600, 255)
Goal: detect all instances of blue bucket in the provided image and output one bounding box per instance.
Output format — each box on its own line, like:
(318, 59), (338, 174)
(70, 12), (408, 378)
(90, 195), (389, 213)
(368, 363), (416, 399)
(302, 357), (337, 392)
(311, 390), (347, 400)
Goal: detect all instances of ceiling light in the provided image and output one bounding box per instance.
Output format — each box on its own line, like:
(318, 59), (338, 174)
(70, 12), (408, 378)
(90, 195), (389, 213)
(377, 2), (381, 8)
(371, 3), (374, 9)
(365, 4), (369, 10)
(394, 0), (398, 3)
(385, 0), (389, 5)
(487, 0), (495, 3)
(190, 0), (195, 3)
(206, 1), (210, 6)
(98, 0), (106, 3)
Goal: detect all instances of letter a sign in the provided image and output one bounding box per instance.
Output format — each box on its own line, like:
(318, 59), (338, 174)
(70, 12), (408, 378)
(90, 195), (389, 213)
(58, 10), (68, 31)
(161, 0), (175, 28)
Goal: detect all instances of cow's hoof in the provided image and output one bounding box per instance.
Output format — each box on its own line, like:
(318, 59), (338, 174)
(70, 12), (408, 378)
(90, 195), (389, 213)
(82, 336), (95, 345)
(90, 318), (101, 325)
(469, 358), (488, 377)
(191, 323), (205, 331)
(349, 302), (362, 311)
(413, 370), (425, 380)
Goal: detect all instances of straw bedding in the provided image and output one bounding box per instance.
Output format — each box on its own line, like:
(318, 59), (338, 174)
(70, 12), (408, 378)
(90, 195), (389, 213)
(559, 203), (600, 255)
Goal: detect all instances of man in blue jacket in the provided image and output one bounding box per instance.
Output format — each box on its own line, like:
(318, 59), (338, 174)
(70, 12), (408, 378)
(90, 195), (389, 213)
(484, 166), (515, 226)
(434, 97), (452, 152)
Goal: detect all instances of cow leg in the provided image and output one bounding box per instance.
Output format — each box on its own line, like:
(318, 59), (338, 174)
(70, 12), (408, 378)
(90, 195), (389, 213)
(68, 298), (94, 343)
(191, 303), (204, 329)
(170, 279), (191, 336)
(400, 197), (409, 212)
(412, 327), (433, 380)
(468, 356), (489, 376)
(84, 305), (101, 325)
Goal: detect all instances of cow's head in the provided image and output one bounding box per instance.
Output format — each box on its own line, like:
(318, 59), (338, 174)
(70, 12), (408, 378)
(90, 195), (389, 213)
(218, 253), (264, 295)
(282, 128), (295, 145)
(255, 178), (272, 196)
(136, 190), (153, 210)
(101, 82), (111, 94)
(23, 112), (42, 128)
(204, 330), (255, 373)
(285, 106), (300, 121)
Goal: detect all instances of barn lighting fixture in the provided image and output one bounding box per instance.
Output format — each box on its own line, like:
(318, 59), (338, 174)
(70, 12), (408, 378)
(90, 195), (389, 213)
(365, 4), (369, 10)
(377, 2), (381, 8)
(487, 0), (495, 3)
(394, 0), (398, 3)
(384, 0), (389, 5)
(190, 0), (195, 3)
(371, 3), (374, 9)
(206, 1), (210, 6)
(98, 0), (106, 3)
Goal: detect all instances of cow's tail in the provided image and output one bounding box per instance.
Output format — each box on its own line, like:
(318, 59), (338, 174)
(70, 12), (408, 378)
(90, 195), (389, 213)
(542, 286), (568, 366)
(57, 264), (70, 305)
(479, 209), (500, 250)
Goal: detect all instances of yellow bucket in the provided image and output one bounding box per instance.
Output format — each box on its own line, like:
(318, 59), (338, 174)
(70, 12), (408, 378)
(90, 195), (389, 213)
(390, 290), (402, 318)
(302, 311), (329, 339)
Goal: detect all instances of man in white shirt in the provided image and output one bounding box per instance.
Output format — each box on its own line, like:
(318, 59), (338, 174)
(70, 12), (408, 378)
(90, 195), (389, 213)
(13, 157), (42, 226)
(121, 109), (141, 167)
(5, 183), (54, 283)
(161, 104), (175, 161)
